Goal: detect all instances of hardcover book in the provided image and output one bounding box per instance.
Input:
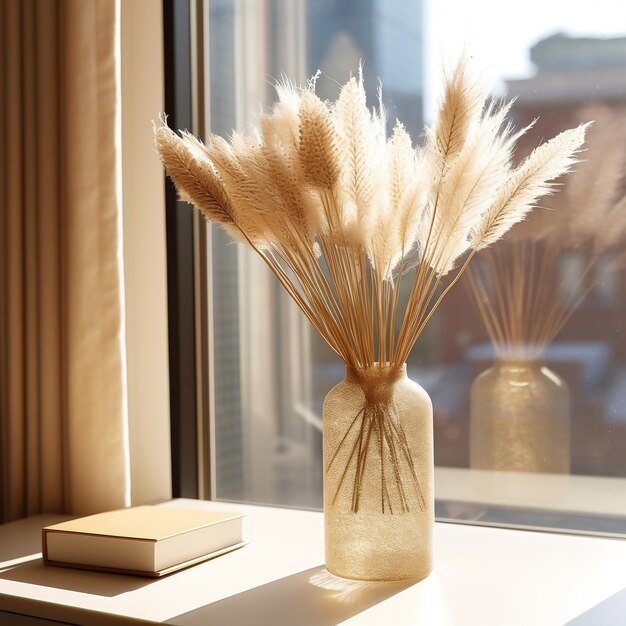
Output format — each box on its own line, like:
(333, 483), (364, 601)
(42, 505), (246, 577)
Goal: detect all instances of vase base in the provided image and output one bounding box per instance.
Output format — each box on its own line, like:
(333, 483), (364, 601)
(325, 563), (433, 583)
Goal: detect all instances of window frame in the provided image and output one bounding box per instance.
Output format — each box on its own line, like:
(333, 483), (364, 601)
(163, 0), (202, 499)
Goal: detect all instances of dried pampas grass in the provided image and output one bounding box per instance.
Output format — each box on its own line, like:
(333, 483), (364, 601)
(155, 56), (588, 369)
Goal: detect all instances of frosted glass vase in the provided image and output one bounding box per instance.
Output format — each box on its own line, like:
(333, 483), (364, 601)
(470, 359), (570, 473)
(322, 363), (434, 581)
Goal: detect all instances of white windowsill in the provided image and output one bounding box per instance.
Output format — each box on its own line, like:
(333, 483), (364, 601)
(1, 498), (625, 625)
(435, 467), (626, 516)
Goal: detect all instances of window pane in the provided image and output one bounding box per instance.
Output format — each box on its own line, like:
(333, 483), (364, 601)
(205, 0), (626, 529)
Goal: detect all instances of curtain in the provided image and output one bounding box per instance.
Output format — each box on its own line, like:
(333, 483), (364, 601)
(0, 0), (130, 522)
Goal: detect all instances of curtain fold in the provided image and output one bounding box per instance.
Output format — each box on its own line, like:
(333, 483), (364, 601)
(1, 0), (130, 522)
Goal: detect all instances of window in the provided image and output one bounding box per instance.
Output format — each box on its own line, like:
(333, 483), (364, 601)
(166, 0), (626, 534)
(206, 0), (424, 509)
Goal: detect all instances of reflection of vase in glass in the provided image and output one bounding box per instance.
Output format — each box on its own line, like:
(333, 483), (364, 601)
(470, 359), (570, 473)
(323, 363), (433, 581)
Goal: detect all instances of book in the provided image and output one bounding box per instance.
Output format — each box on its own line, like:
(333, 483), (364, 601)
(42, 505), (246, 577)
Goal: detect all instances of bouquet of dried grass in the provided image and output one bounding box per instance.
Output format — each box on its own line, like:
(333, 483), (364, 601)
(155, 55), (589, 582)
(468, 105), (626, 360)
(155, 59), (588, 371)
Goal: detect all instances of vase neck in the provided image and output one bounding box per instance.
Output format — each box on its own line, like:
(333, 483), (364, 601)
(345, 362), (407, 377)
(494, 344), (545, 363)
(345, 363), (407, 405)
(494, 357), (545, 372)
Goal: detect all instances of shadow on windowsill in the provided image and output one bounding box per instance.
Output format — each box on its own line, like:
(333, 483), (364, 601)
(566, 587), (626, 625)
(0, 559), (153, 596)
(0, 513), (154, 596)
(0, 514), (69, 566)
(167, 565), (419, 626)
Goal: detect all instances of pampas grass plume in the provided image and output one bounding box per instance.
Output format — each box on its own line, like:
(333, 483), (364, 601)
(155, 55), (589, 368)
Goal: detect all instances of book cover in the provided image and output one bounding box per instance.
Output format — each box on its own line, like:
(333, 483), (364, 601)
(42, 506), (246, 577)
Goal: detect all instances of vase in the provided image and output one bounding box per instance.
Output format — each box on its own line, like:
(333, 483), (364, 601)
(469, 359), (570, 473)
(322, 363), (434, 581)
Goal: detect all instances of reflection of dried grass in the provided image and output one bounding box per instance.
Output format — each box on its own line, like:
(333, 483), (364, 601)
(560, 105), (626, 249)
(508, 105), (626, 251)
(469, 106), (626, 358)
(468, 241), (596, 359)
(155, 56), (587, 369)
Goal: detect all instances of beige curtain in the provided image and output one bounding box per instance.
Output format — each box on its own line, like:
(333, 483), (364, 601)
(0, 0), (130, 522)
